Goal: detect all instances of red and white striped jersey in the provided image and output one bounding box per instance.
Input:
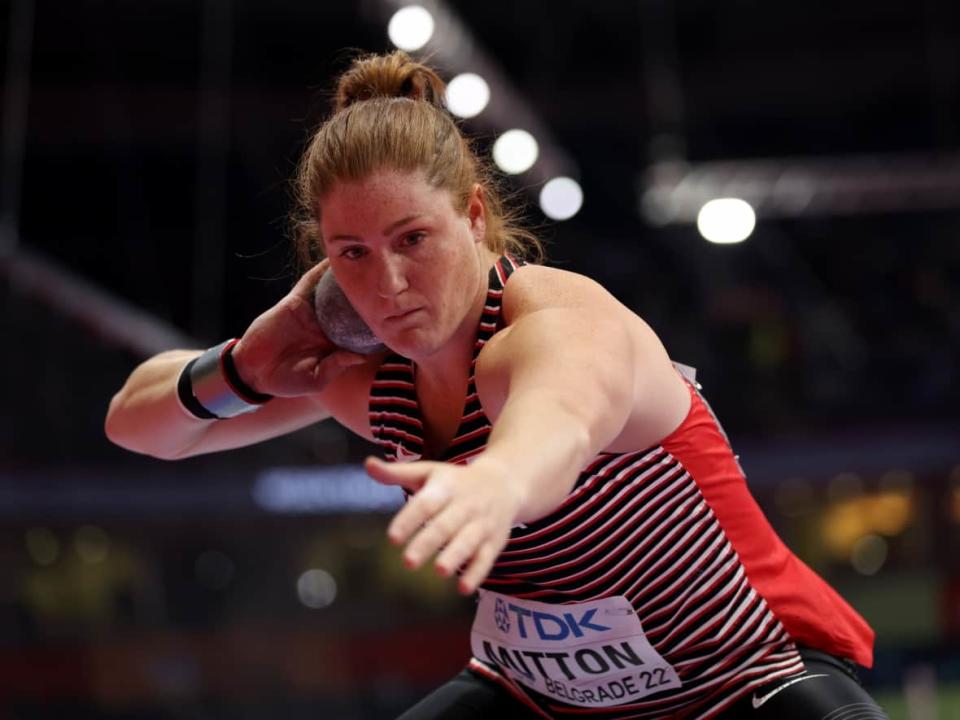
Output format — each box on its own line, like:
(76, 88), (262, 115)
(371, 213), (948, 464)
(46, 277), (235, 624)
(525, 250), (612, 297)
(369, 255), (874, 719)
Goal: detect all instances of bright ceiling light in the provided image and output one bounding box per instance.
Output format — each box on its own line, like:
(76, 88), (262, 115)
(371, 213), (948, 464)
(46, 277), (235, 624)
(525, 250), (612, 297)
(387, 5), (434, 52)
(492, 129), (539, 175)
(445, 73), (490, 119)
(696, 198), (756, 244)
(539, 177), (583, 221)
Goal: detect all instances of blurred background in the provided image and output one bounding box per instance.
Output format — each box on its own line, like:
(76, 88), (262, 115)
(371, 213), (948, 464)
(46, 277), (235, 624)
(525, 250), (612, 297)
(1, 0), (959, 717)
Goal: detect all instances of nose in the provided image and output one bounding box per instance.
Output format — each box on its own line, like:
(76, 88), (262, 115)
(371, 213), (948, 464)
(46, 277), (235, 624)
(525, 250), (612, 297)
(376, 252), (409, 298)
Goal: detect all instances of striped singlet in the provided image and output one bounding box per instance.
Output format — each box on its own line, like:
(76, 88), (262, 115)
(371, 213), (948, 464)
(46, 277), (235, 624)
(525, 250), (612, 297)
(369, 256), (875, 719)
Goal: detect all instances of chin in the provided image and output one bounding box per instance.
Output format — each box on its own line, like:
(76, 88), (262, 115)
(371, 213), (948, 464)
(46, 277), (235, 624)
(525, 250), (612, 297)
(382, 326), (447, 360)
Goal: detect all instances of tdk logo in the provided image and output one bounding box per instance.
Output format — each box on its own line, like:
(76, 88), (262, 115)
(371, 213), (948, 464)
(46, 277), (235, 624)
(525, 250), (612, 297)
(494, 598), (511, 633)
(499, 604), (611, 641)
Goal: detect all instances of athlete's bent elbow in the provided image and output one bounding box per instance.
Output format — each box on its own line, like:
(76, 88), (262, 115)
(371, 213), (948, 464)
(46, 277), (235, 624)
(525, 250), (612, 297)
(103, 393), (130, 448)
(103, 395), (189, 461)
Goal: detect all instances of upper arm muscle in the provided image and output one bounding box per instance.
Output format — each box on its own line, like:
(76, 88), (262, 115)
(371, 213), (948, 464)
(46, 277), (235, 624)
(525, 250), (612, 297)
(478, 265), (691, 452)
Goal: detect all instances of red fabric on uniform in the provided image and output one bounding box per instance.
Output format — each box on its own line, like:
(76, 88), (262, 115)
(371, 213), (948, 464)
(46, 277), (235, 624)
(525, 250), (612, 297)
(661, 381), (875, 668)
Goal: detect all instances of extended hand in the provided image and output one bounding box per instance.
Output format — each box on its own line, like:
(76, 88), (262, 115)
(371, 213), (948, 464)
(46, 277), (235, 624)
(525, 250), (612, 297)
(365, 456), (524, 595)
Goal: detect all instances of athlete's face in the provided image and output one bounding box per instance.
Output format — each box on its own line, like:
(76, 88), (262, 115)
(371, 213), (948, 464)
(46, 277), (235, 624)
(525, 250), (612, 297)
(319, 169), (488, 359)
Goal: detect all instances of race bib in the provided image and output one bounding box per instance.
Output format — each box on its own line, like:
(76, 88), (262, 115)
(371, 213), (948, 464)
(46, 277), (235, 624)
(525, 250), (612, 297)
(471, 591), (681, 708)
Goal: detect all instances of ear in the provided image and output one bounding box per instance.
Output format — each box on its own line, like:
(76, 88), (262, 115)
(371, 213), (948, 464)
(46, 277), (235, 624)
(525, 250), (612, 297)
(466, 183), (486, 245)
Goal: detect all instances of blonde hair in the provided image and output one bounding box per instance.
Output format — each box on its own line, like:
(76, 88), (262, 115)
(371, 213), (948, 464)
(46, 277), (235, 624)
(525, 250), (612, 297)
(291, 51), (542, 269)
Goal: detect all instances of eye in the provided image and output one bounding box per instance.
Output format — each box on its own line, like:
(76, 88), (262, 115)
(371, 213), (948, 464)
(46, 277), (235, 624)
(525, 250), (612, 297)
(340, 245), (367, 260)
(402, 231), (426, 247)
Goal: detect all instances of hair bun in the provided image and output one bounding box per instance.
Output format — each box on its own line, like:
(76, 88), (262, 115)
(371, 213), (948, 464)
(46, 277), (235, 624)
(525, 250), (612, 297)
(335, 51), (447, 112)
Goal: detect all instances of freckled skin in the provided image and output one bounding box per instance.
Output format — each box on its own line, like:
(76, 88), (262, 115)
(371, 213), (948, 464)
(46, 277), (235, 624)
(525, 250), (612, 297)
(319, 170), (492, 367)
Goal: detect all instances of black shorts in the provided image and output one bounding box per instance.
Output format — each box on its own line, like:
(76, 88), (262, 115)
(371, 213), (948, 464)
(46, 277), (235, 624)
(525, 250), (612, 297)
(396, 647), (888, 720)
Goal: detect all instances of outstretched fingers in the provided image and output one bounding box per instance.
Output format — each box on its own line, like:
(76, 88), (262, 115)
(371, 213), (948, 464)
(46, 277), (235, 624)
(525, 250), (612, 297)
(458, 541), (502, 595)
(402, 503), (469, 570)
(434, 521), (485, 577)
(382, 469), (454, 545)
(365, 456), (437, 492)
(367, 458), (515, 594)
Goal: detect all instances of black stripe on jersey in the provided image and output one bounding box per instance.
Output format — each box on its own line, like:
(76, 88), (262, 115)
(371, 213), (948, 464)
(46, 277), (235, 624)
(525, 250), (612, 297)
(623, 520), (727, 611)
(503, 450), (673, 542)
(444, 432), (488, 459)
(369, 410), (423, 429)
(490, 468), (696, 577)
(510, 489), (704, 593)
(496, 454), (683, 558)
(373, 369), (415, 383)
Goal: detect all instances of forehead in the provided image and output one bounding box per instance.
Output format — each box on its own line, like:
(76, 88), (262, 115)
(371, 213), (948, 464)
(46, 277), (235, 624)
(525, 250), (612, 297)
(319, 169), (454, 228)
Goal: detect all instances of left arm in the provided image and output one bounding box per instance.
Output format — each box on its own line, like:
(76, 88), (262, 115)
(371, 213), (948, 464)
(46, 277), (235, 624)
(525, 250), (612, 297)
(468, 305), (637, 523)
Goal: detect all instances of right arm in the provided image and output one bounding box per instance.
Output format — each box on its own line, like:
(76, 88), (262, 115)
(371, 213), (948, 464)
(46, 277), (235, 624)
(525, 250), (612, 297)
(104, 261), (378, 460)
(104, 350), (378, 460)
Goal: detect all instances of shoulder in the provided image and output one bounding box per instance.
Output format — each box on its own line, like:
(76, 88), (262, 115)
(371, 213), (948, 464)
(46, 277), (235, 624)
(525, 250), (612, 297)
(477, 263), (691, 448)
(501, 263), (622, 323)
(475, 264), (636, 415)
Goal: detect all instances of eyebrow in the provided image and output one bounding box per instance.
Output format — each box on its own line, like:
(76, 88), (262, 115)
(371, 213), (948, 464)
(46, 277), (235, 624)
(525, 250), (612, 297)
(327, 214), (422, 243)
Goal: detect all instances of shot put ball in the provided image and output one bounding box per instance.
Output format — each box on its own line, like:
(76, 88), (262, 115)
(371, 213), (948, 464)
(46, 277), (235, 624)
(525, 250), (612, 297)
(313, 270), (387, 354)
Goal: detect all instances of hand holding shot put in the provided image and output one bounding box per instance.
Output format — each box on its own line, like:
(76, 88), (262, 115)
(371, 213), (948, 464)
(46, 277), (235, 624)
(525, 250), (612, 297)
(103, 256), (379, 459)
(230, 259), (369, 398)
(105, 50), (883, 719)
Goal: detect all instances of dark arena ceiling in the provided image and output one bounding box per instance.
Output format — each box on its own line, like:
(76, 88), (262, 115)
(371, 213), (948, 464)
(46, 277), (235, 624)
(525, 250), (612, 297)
(2, 0), (959, 472)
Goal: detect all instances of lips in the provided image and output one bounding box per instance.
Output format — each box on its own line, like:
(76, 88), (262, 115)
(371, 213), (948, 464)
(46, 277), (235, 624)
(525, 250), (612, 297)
(385, 307), (423, 322)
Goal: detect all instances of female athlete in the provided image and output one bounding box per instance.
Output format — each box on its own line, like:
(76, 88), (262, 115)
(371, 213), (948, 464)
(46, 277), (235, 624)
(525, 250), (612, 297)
(105, 51), (886, 719)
